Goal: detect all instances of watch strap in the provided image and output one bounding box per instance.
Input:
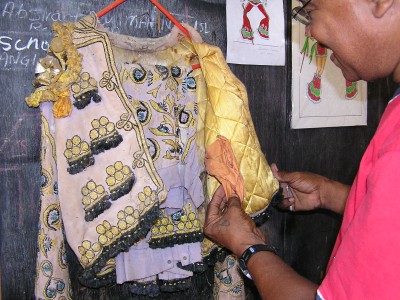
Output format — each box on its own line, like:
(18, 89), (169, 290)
(238, 244), (278, 280)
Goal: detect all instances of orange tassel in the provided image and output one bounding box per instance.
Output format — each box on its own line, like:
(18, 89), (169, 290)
(53, 94), (72, 118)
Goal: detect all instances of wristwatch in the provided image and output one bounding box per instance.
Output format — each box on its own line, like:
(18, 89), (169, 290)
(238, 244), (279, 280)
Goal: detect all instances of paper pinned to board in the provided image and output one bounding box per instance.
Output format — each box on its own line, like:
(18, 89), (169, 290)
(290, 0), (367, 129)
(226, 0), (285, 66)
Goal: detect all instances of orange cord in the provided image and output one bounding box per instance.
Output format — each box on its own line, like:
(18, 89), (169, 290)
(97, 0), (127, 17)
(97, 0), (190, 38)
(147, 0), (190, 38)
(97, 0), (198, 70)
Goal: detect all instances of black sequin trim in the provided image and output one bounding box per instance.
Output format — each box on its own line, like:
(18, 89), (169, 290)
(159, 277), (192, 292)
(202, 247), (229, 266)
(78, 204), (159, 287)
(67, 154), (94, 175)
(251, 207), (272, 226)
(128, 277), (193, 297)
(109, 175), (135, 201)
(177, 261), (207, 273)
(129, 281), (160, 298)
(148, 231), (203, 249)
(73, 90), (101, 109)
(90, 131), (123, 155)
(84, 194), (111, 222)
(251, 190), (281, 226)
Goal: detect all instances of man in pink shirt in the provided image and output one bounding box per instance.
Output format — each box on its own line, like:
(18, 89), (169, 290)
(204, 0), (400, 298)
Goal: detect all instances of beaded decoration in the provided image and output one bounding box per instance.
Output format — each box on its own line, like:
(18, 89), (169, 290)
(71, 72), (101, 109)
(148, 203), (203, 249)
(105, 161), (135, 201)
(63, 135), (94, 174)
(89, 116), (123, 155)
(81, 180), (111, 222)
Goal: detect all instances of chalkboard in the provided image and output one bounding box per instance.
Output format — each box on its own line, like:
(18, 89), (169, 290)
(0, 0), (397, 299)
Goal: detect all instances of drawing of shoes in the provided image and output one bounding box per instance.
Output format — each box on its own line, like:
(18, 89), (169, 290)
(258, 18), (269, 39)
(345, 80), (358, 99)
(307, 74), (322, 103)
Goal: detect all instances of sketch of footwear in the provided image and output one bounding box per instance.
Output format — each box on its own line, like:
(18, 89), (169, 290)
(307, 73), (322, 103)
(345, 80), (358, 99)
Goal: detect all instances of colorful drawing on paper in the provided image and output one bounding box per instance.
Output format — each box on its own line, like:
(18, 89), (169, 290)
(301, 38), (358, 103)
(226, 0), (285, 65)
(241, 0), (270, 42)
(291, 0), (367, 129)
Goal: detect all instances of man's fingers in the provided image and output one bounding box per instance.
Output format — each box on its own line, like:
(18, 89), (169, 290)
(271, 163), (292, 183)
(206, 185), (227, 220)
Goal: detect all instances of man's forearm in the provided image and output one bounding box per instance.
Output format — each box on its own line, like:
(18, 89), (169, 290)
(247, 251), (318, 300)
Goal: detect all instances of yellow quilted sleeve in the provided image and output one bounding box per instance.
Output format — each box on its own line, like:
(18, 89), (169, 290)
(193, 41), (279, 215)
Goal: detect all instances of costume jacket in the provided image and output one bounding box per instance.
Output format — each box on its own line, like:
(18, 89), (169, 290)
(26, 15), (278, 299)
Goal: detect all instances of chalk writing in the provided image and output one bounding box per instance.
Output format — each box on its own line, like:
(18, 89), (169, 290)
(0, 52), (37, 69)
(2, 1), (84, 32)
(0, 35), (49, 52)
(102, 12), (210, 35)
(0, 1), (211, 71)
(0, 33), (47, 69)
(1, 1), (210, 34)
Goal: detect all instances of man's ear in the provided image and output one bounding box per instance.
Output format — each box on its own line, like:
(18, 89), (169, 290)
(371, 0), (394, 18)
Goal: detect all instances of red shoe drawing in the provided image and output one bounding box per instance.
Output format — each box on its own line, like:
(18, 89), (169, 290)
(345, 80), (358, 99)
(258, 18), (269, 39)
(307, 74), (322, 103)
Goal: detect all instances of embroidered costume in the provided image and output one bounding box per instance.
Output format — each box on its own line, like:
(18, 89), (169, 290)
(27, 15), (279, 299)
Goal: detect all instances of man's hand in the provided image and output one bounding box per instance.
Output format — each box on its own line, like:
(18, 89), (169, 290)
(204, 185), (265, 257)
(271, 163), (350, 215)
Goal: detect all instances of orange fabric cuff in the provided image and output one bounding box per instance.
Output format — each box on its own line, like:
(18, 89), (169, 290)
(205, 135), (246, 201)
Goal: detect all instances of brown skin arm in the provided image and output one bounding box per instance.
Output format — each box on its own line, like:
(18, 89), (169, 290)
(204, 185), (318, 299)
(271, 164), (351, 215)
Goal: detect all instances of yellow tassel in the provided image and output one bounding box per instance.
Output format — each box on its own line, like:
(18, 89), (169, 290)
(53, 94), (72, 118)
(25, 90), (42, 107)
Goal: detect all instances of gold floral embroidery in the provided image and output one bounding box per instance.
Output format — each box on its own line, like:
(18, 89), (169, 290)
(43, 204), (62, 231)
(40, 260), (68, 298)
(38, 228), (56, 258)
(146, 138), (161, 161)
(135, 101), (152, 126)
(41, 168), (54, 195)
(132, 149), (146, 169)
(58, 240), (68, 270)
(99, 71), (116, 91)
(137, 186), (157, 211)
(116, 113), (135, 131)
